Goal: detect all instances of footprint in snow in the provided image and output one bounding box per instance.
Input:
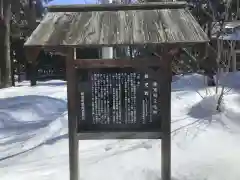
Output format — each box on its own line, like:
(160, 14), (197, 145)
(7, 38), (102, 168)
(142, 143), (152, 149)
(104, 140), (153, 152)
(104, 146), (112, 151)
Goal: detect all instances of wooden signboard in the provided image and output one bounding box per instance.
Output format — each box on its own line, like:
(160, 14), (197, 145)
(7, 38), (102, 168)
(24, 2), (209, 180)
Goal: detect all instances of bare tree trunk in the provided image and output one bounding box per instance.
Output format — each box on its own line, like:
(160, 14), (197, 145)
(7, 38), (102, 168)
(0, 0), (12, 88)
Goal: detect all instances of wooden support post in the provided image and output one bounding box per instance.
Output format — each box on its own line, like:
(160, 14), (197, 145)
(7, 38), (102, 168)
(66, 48), (79, 180)
(30, 61), (37, 86)
(159, 51), (172, 180)
(231, 41), (237, 72)
(24, 47), (40, 86)
(232, 51), (237, 72)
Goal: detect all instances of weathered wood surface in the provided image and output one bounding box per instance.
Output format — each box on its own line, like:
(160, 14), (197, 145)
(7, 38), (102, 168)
(25, 9), (208, 47)
(47, 2), (187, 12)
(74, 58), (160, 68)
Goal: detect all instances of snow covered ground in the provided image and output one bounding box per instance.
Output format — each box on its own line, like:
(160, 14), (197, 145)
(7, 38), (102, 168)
(1, 73), (240, 180)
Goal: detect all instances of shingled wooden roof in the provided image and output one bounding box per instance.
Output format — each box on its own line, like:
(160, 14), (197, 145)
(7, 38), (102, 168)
(24, 2), (209, 47)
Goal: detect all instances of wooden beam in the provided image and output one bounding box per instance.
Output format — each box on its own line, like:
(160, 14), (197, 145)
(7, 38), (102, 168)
(74, 58), (161, 68)
(44, 47), (68, 56)
(47, 2), (187, 12)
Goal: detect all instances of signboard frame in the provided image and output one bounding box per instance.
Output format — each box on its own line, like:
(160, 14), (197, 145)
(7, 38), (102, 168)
(65, 48), (172, 180)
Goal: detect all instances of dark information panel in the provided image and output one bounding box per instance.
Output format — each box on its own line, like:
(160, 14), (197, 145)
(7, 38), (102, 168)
(77, 68), (161, 133)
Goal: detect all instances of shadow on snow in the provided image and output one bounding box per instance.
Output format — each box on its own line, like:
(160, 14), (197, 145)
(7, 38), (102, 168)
(0, 95), (68, 161)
